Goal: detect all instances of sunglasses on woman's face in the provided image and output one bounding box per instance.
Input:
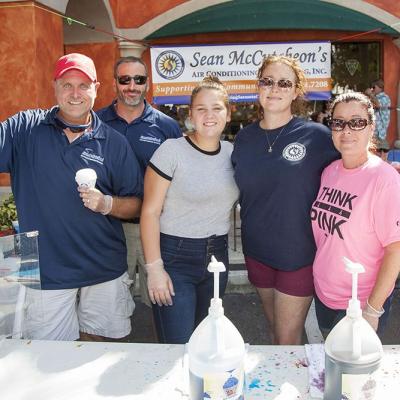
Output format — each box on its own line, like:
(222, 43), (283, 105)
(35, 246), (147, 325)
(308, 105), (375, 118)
(117, 75), (148, 85)
(329, 118), (370, 132)
(257, 77), (294, 90)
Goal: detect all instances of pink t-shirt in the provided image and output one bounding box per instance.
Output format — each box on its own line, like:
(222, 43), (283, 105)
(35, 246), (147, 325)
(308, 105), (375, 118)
(312, 155), (400, 309)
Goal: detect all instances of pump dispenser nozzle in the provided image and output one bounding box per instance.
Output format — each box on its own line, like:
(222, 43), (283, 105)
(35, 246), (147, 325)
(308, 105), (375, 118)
(207, 256), (226, 317)
(343, 256), (365, 318)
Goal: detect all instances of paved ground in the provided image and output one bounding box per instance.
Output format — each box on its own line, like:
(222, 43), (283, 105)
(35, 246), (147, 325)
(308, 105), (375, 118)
(128, 290), (269, 345)
(128, 283), (400, 345)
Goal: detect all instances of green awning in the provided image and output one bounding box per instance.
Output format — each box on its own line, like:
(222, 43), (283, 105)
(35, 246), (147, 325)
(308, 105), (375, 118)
(147, 0), (399, 39)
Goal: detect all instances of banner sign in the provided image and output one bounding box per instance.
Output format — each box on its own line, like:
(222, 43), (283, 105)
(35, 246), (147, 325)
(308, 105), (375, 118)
(150, 41), (331, 104)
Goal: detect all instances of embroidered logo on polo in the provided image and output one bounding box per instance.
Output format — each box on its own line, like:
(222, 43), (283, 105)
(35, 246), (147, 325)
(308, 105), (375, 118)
(282, 142), (306, 161)
(80, 148), (104, 165)
(139, 135), (161, 145)
(311, 186), (358, 240)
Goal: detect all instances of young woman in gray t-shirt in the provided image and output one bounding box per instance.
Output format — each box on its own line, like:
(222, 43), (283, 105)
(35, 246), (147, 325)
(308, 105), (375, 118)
(140, 77), (239, 344)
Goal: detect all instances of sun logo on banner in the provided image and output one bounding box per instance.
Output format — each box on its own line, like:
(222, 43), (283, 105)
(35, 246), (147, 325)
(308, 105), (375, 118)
(156, 50), (185, 80)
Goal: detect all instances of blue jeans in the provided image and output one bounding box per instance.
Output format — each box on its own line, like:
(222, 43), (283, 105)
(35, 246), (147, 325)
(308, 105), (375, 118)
(152, 233), (229, 344)
(314, 294), (393, 339)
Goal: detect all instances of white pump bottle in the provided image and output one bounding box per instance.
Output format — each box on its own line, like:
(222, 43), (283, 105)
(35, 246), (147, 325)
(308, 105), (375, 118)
(188, 256), (245, 400)
(324, 257), (383, 400)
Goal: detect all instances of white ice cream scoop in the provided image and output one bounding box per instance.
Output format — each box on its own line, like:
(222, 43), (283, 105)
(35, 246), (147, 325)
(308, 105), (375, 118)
(75, 168), (97, 189)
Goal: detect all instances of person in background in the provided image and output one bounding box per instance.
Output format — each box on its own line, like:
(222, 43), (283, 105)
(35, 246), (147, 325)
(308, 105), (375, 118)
(375, 138), (390, 162)
(312, 92), (400, 337)
(0, 53), (143, 341)
(232, 55), (339, 345)
(365, 79), (391, 148)
(316, 99), (332, 127)
(97, 56), (182, 307)
(140, 76), (238, 344)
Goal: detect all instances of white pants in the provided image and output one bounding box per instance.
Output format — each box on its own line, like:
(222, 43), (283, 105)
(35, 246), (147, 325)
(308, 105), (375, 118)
(123, 223), (150, 306)
(23, 272), (134, 341)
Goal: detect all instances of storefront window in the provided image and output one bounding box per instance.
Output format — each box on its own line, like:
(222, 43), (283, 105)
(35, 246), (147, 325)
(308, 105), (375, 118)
(158, 105), (188, 132)
(331, 41), (381, 94)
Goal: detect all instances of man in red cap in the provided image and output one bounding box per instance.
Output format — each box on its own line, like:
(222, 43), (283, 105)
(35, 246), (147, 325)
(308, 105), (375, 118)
(0, 53), (143, 341)
(54, 53), (97, 82)
(53, 53), (98, 134)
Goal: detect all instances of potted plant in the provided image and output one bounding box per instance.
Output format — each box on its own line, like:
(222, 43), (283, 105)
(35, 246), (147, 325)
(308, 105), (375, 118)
(0, 194), (17, 236)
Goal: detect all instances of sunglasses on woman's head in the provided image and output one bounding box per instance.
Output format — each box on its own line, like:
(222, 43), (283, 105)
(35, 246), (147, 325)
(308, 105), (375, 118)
(329, 118), (370, 132)
(117, 75), (148, 85)
(257, 77), (294, 90)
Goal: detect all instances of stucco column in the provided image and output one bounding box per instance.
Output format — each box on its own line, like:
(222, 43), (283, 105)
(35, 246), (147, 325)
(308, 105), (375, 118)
(118, 41), (147, 57)
(0, 3), (63, 186)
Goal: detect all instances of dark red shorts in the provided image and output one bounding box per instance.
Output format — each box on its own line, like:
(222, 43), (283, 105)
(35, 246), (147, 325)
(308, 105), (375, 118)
(245, 256), (314, 297)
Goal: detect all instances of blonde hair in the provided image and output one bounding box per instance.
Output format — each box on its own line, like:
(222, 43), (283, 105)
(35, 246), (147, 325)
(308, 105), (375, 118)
(190, 76), (229, 110)
(257, 55), (307, 118)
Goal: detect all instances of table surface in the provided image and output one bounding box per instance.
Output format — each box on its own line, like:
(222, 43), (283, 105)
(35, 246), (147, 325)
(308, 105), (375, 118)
(0, 339), (399, 399)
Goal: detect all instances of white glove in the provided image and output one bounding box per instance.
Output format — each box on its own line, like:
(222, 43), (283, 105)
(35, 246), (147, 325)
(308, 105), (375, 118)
(362, 300), (384, 332)
(145, 259), (175, 306)
(362, 312), (379, 331)
(78, 187), (113, 215)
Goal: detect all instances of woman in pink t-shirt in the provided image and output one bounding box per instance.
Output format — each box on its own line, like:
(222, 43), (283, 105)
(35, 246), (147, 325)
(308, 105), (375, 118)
(311, 92), (400, 337)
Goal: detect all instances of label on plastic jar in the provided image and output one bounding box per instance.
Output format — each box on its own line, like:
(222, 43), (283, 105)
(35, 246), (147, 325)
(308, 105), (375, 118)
(342, 373), (378, 399)
(203, 365), (244, 399)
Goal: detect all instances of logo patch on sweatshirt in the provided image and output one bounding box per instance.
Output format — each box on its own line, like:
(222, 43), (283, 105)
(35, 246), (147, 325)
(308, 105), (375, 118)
(282, 142), (306, 162)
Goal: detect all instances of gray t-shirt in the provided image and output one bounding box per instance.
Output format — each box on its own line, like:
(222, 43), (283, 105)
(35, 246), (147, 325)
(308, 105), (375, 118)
(149, 136), (239, 238)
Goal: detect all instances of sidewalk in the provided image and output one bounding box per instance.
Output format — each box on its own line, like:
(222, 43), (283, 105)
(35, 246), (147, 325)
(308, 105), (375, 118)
(129, 289), (400, 345)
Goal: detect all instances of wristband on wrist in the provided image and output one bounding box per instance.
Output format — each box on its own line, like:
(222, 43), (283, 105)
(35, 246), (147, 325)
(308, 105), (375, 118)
(101, 195), (113, 215)
(364, 300), (385, 318)
(145, 258), (164, 269)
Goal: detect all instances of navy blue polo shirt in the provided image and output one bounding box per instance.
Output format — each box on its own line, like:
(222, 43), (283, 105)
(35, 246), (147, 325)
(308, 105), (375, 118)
(232, 117), (340, 271)
(96, 100), (182, 177)
(0, 107), (143, 289)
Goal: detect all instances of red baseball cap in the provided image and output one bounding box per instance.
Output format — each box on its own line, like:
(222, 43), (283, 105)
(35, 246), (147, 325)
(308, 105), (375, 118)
(54, 53), (97, 82)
